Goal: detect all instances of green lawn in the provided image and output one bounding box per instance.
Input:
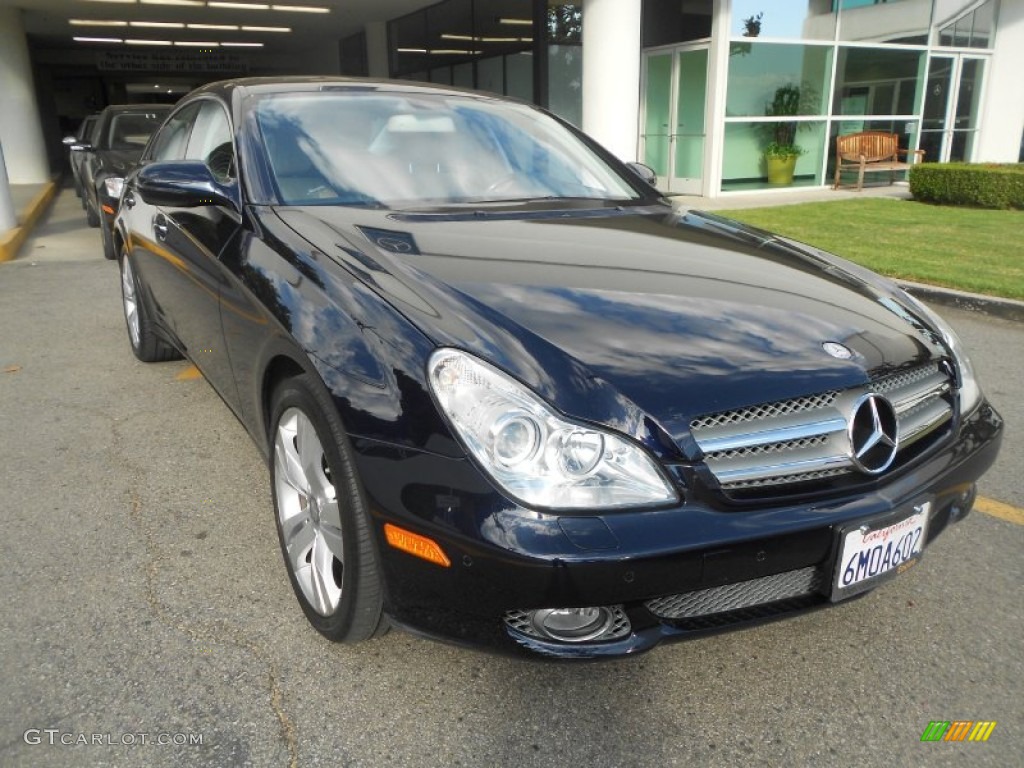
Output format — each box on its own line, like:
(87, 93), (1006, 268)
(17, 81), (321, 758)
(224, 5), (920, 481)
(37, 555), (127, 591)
(718, 198), (1024, 301)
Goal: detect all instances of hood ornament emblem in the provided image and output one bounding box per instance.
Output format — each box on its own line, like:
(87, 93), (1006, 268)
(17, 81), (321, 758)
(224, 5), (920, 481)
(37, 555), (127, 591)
(823, 341), (854, 360)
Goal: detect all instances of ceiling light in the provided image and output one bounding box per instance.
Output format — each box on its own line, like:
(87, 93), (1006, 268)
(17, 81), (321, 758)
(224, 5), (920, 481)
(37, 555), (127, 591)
(220, 41), (264, 47)
(188, 23), (238, 30)
(175, 40), (219, 46)
(499, 18), (532, 26)
(139, 0), (203, 6)
(130, 21), (185, 27)
(73, 36), (124, 42)
(271, 5), (330, 13)
(70, 19), (128, 26)
(397, 48), (427, 54)
(208, 2), (270, 8)
(430, 49), (481, 55)
(241, 25), (290, 32)
(78, 1), (137, 4)
(125, 38), (174, 44)
(439, 34), (530, 43)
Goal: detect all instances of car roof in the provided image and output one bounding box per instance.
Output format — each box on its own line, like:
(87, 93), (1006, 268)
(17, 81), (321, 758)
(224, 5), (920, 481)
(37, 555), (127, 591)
(182, 75), (517, 110)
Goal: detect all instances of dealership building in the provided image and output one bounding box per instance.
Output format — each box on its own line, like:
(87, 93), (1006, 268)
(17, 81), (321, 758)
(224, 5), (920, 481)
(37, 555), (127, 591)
(1, 0), (1022, 209)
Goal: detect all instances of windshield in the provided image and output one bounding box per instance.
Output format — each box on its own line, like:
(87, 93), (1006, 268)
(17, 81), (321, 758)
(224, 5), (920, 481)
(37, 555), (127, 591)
(254, 90), (641, 208)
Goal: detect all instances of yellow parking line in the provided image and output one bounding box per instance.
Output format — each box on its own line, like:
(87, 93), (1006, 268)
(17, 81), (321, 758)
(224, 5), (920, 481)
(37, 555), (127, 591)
(976, 496), (1024, 526)
(175, 365), (202, 381)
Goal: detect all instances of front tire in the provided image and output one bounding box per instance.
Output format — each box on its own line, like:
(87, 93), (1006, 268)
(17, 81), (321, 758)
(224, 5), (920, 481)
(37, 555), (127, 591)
(269, 375), (387, 642)
(119, 248), (180, 362)
(85, 197), (100, 228)
(101, 222), (116, 260)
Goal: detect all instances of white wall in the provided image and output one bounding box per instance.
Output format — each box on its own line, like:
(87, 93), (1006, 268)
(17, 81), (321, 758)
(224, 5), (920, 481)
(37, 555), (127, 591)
(976, 0), (1024, 162)
(582, 0), (642, 162)
(0, 7), (50, 184)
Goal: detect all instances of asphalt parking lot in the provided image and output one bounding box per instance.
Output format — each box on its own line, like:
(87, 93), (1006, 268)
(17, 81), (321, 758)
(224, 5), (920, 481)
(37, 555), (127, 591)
(1, 187), (1021, 767)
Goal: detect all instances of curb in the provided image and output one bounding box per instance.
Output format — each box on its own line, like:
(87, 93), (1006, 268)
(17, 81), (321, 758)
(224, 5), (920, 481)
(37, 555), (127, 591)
(897, 280), (1024, 324)
(0, 180), (59, 263)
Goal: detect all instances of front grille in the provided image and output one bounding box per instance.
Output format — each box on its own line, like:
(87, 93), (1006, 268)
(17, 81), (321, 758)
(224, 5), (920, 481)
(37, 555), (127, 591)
(690, 362), (953, 494)
(646, 566), (826, 619)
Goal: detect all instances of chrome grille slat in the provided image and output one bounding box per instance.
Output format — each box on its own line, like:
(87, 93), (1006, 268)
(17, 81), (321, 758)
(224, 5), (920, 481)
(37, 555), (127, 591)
(691, 363), (953, 492)
(899, 397), (953, 446)
(889, 371), (951, 414)
(697, 415), (847, 454)
(712, 446), (853, 484)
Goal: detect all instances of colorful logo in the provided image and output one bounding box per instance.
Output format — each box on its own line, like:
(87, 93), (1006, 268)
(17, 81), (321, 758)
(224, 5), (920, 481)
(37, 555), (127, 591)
(920, 721), (997, 742)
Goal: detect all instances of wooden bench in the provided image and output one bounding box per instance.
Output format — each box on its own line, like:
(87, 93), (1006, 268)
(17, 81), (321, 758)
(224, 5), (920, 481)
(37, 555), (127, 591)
(833, 131), (925, 190)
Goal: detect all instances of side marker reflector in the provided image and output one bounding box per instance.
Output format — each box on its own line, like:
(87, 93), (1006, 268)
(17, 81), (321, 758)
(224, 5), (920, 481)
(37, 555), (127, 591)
(384, 523), (451, 567)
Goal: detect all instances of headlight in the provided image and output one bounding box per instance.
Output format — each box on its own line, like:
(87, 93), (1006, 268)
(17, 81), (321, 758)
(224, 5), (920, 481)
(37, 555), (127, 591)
(103, 176), (125, 199)
(899, 291), (982, 414)
(428, 349), (678, 510)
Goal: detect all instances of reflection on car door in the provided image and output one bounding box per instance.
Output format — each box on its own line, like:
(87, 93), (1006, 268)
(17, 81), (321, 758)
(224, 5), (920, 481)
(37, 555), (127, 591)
(131, 99), (245, 413)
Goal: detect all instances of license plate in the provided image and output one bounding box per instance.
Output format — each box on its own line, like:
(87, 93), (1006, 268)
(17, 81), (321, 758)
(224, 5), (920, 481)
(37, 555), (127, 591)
(832, 501), (931, 600)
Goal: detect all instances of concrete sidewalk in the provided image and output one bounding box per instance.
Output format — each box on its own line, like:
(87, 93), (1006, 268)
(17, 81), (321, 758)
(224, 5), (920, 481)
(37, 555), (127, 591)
(669, 182), (912, 211)
(0, 179), (59, 262)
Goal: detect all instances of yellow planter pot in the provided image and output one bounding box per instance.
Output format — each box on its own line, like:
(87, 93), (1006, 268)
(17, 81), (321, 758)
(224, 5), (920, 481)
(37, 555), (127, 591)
(765, 154), (798, 185)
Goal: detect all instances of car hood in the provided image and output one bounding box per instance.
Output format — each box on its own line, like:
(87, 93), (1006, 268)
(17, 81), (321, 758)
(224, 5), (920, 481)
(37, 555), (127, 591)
(274, 204), (945, 453)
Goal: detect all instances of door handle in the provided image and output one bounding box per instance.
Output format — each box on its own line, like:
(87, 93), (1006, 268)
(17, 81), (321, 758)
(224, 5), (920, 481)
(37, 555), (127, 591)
(154, 213), (168, 241)
(124, 192), (136, 209)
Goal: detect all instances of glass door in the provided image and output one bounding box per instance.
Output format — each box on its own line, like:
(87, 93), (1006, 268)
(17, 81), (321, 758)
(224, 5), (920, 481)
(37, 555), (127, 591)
(641, 45), (709, 195)
(919, 54), (985, 163)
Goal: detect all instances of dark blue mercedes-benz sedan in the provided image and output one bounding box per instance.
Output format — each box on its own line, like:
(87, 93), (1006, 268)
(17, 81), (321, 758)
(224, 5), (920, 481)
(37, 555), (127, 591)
(113, 77), (1002, 658)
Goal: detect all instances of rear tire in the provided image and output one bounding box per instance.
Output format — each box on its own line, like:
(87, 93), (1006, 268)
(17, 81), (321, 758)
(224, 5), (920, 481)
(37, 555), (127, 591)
(119, 248), (180, 363)
(269, 375), (387, 642)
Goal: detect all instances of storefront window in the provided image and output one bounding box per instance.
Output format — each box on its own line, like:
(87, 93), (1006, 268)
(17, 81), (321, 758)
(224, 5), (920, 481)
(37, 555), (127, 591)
(837, 0), (930, 45)
(832, 48), (925, 116)
(721, 121), (827, 191)
(937, 0), (995, 48)
(643, 0), (712, 48)
(731, 0), (837, 41)
(547, 3), (582, 126)
(726, 43), (831, 117)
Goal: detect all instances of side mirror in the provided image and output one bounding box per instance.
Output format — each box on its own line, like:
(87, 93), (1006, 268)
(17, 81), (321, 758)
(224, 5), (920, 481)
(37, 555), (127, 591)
(136, 160), (237, 210)
(62, 135), (78, 147)
(626, 161), (658, 188)
(66, 139), (93, 152)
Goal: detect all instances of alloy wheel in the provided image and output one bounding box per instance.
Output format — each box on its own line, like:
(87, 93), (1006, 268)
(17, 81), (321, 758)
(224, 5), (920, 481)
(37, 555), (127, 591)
(121, 257), (140, 349)
(273, 407), (345, 616)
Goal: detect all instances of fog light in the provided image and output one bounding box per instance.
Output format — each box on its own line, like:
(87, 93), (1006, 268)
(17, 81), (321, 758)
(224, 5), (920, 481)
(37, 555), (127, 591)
(532, 607), (614, 643)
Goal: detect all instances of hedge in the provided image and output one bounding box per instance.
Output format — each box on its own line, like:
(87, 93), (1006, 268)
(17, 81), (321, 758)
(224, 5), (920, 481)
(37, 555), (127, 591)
(909, 162), (1024, 209)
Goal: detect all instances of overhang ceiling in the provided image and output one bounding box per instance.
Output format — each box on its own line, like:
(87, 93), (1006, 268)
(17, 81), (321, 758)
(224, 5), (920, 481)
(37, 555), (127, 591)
(14, 0), (435, 55)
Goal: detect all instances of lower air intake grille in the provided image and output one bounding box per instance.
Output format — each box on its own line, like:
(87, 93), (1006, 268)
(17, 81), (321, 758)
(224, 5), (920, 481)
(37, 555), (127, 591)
(645, 566), (826, 619)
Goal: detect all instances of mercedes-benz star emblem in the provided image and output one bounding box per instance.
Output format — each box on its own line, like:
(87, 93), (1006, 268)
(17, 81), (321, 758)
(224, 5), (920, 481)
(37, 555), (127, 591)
(848, 394), (899, 475)
(823, 341), (854, 359)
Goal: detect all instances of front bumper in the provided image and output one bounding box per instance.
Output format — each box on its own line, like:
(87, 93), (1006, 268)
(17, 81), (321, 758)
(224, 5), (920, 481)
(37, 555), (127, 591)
(353, 401), (1002, 658)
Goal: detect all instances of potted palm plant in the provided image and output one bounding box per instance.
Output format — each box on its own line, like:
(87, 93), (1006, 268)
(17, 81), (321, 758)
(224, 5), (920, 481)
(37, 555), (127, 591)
(761, 83), (815, 185)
